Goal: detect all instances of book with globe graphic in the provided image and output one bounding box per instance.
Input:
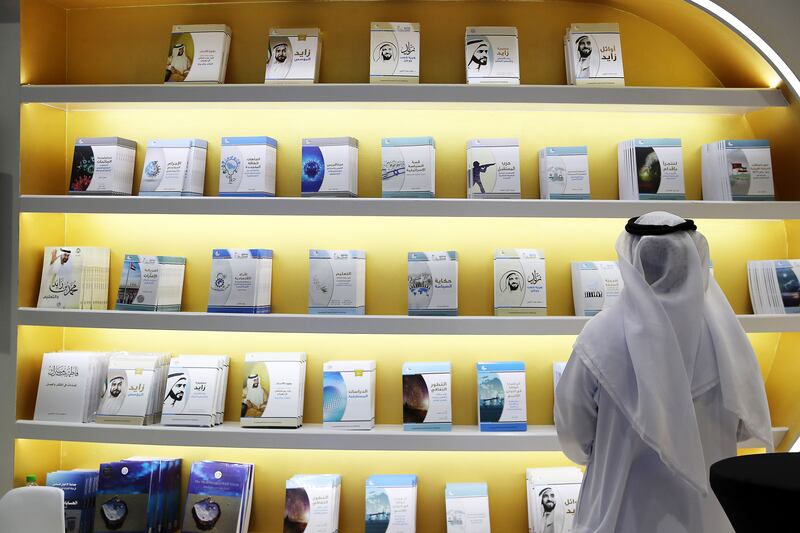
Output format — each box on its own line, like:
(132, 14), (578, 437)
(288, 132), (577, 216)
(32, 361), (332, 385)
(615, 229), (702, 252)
(218, 137), (277, 197)
(618, 139), (685, 200)
(301, 137), (359, 197)
(748, 260), (800, 314)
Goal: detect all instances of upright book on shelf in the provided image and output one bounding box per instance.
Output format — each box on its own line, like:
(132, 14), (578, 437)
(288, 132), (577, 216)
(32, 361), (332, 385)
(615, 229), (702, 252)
(408, 251), (458, 316)
(382, 137), (436, 198)
(162, 354), (229, 427)
(494, 249), (547, 316)
(139, 139), (208, 197)
(445, 483), (491, 533)
(95, 352), (170, 426)
(47, 469), (99, 533)
(702, 140), (775, 201)
(115, 255), (187, 312)
(241, 352), (307, 428)
(571, 261), (623, 316)
(323, 360), (377, 430)
(365, 475), (418, 532)
(34, 351), (109, 423)
(208, 249), (273, 314)
(465, 27), (520, 85)
(476, 361), (527, 432)
(309, 249), (366, 315)
(183, 461), (254, 533)
(370, 22), (420, 84)
(165, 25), (231, 83)
(526, 467), (583, 533)
(265, 28), (321, 84)
(618, 139), (685, 200)
(466, 139), (521, 199)
(69, 137), (137, 196)
(219, 137), (278, 197)
(564, 23), (624, 86)
(748, 259), (800, 314)
(538, 147), (591, 200)
(284, 474), (341, 533)
(37, 246), (110, 310)
(402, 362), (452, 431)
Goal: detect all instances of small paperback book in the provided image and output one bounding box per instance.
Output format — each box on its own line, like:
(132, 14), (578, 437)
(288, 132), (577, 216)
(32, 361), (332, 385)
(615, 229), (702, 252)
(465, 27), (519, 85)
(467, 139), (521, 199)
(309, 249), (366, 315)
(323, 360), (376, 430)
(564, 23), (624, 86)
(494, 249), (547, 316)
(702, 140), (775, 201)
(402, 362), (452, 431)
(241, 352), (307, 428)
(208, 249), (273, 314)
(265, 28), (321, 84)
(538, 147), (591, 200)
(571, 261), (623, 316)
(140, 139), (208, 197)
(408, 251), (458, 316)
(69, 137), (137, 196)
(618, 139), (685, 200)
(370, 22), (420, 84)
(284, 474), (341, 533)
(94, 460), (161, 533)
(122, 456), (183, 533)
(365, 475), (418, 533)
(47, 469), (99, 533)
(95, 352), (170, 426)
(37, 246), (111, 310)
(165, 25), (231, 83)
(183, 461), (254, 533)
(34, 351), (110, 423)
(219, 137), (278, 197)
(382, 137), (436, 198)
(748, 259), (800, 314)
(301, 137), (359, 197)
(162, 354), (230, 427)
(526, 467), (583, 533)
(445, 483), (491, 533)
(115, 255), (187, 312)
(477, 361), (527, 432)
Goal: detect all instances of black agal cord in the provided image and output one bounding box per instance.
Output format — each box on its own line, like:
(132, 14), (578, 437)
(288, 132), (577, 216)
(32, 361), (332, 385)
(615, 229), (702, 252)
(625, 217), (697, 236)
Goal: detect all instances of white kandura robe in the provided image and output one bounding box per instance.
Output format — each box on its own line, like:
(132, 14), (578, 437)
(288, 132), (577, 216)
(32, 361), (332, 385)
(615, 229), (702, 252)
(555, 211), (773, 533)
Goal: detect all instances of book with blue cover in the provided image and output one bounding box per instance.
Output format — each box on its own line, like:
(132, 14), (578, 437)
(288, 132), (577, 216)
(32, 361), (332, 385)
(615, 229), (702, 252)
(476, 361), (527, 432)
(284, 474), (341, 533)
(94, 460), (159, 533)
(365, 475), (418, 532)
(47, 469), (99, 533)
(183, 461), (254, 533)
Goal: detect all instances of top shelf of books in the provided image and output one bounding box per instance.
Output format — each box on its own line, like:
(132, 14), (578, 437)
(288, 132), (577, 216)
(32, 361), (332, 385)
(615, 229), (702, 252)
(20, 84), (787, 114)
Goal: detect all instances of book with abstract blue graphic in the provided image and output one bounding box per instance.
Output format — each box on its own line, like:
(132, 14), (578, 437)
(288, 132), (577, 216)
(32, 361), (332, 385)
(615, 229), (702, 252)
(323, 360), (376, 429)
(183, 461), (254, 533)
(93, 460), (159, 533)
(748, 259), (800, 314)
(365, 475), (418, 533)
(476, 361), (527, 432)
(47, 469), (99, 533)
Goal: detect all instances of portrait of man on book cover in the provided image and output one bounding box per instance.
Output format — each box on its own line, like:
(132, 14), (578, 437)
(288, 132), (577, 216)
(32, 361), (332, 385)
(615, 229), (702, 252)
(533, 485), (578, 533)
(466, 38), (491, 72)
(165, 34), (194, 82)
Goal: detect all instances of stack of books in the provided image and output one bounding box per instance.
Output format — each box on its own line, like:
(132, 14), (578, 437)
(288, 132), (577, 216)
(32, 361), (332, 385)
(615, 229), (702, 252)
(365, 475), (418, 532)
(564, 23), (624, 86)
(571, 261), (624, 316)
(284, 474), (342, 533)
(538, 146), (591, 200)
(618, 139), (685, 200)
(95, 352), (170, 426)
(445, 483), (491, 533)
(748, 260), (800, 314)
(34, 351), (110, 423)
(702, 140), (775, 201)
(184, 461), (253, 533)
(37, 246), (110, 310)
(162, 354), (230, 427)
(208, 249), (273, 314)
(115, 255), (186, 312)
(526, 467), (583, 533)
(46, 469), (99, 533)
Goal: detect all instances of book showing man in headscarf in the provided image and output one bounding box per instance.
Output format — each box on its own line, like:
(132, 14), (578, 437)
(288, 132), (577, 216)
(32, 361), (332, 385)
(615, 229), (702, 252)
(165, 33), (194, 82)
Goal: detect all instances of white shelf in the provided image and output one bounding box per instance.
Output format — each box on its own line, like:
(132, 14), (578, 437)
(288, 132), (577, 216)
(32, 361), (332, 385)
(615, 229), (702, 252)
(19, 195), (800, 220)
(20, 84), (787, 113)
(16, 308), (800, 334)
(14, 420), (787, 451)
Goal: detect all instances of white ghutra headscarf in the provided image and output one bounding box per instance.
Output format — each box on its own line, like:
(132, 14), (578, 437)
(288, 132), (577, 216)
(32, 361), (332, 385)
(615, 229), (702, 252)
(573, 211), (773, 495)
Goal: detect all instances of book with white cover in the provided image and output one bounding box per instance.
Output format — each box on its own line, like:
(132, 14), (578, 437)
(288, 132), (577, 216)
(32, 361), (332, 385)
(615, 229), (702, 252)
(702, 140), (775, 201)
(115, 255), (186, 312)
(309, 249), (366, 315)
(445, 483), (491, 533)
(140, 139), (208, 197)
(265, 28), (321, 84)
(382, 137), (435, 198)
(208, 249), (273, 314)
(465, 27), (519, 85)
(571, 261), (623, 316)
(494, 249), (547, 316)
(618, 139), (685, 200)
(408, 251), (458, 316)
(165, 24), (231, 83)
(241, 352), (306, 428)
(467, 139), (521, 199)
(96, 353), (169, 426)
(564, 23), (624, 86)
(538, 147), (591, 200)
(219, 136), (278, 197)
(526, 467), (583, 533)
(37, 246), (110, 310)
(365, 475), (418, 532)
(476, 361), (527, 432)
(69, 137), (137, 196)
(162, 355), (228, 427)
(748, 260), (800, 314)
(370, 22), (420, 84)
(34, 352), (109, 423)
(323, 360), (376, 429)
(284, 474), (341, 533)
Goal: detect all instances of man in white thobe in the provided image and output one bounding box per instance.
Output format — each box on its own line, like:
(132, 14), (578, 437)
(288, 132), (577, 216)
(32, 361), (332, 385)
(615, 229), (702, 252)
(555, 212), (773, 533)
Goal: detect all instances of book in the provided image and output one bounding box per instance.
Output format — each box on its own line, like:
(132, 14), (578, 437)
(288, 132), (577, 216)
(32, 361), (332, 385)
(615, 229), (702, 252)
(370, 22), (420, 84)
(219, 137), (278, 197)
(618, 139), (685, 200)
(382, 137), (436, 198)
(465, 27), (519, 85)
(476, 361), (527, 432)
(115, 255), (186, 312)
(323, 360), (376, 430)
(162, 355), (229, 427)
(124, 457), (183, 533)
(165, 25), (231, 84)
(37, 246), (110, 310)
(69, 137), (137, 196)
(570, 261), (623, 316)
(301, 137), (359, 197)
(467, 139), (521, 199)
(702, 140), (775, 201)
(265, 28), (321, 84)
(564, 23), (624, 86)
(494, 249), (547, 316)
(538, 147), (591, 200)
(183, 461), (254, 533)
(241, 352), (306, 428)
(34, 351), (109, 423)
(748, 260), (800, 314)
(96, 352), (170, 426)
(526, 467), (583, 533)
(284, 474), (341, 533)
(408, 251), (458, 316)
(208, 249), (273, 314)
(445, 483), (491, 533)
(365, 475), (418, 532)
(94, 460), (160, 533)
(309, 250), (366, 315)
(139, 139), (208, 197)
(47, 469), (99, 533)
(402, 362), (452, 431)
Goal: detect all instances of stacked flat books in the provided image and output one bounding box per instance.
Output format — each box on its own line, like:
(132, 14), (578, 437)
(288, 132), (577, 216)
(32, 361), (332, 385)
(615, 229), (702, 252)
(284, 474), (342, 533)
(94, 458), (182, 533)
(162, 354), (230, 427)
(564, 23), (624, 86)
(37, 246), (110, 310)
(526, 467), (583, 533)
(208, 249), (273, 314)
(115, 255), (186, 312)
(702, 140), (775, 201)
(538, 147), (591, 200)
(184, 461), (254, 533)
(365, 475), (418, 532)
(241, 352), (307, 428)
(571, 261), (624, 316)
(618, 139), (685, 200)
(95, 352), (170, 426)
(748, 260), (800, 314)
(46, 469), (99, 533)
(445, 483), (491, 533)
(34, 351), (110, 423)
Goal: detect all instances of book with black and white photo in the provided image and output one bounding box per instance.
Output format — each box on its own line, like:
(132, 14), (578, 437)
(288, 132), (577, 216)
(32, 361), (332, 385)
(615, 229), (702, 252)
(702, 140), (775, 201)
(95, 352), (170, 426)
(564, 23), (624, 86)
(526, 467), (583, 533)
(162, 355), (229, 427)
(618, 139), (685, 200)
(748, 260), (800, 314)
(265, 28), (321, 84)
(37, 246), (110, 310)
(34, 351), (110, 423)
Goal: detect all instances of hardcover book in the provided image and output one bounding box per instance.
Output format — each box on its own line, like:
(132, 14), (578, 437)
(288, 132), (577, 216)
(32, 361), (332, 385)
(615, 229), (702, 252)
(241, 352), (307, 428)
(465, 27), (519, 85)
(265, 28), (321, 84)
(370, 22), (420, 84)
(69, 137), (137, 196)
(165, 25), (231, 83)
(494, 249), (547, 316)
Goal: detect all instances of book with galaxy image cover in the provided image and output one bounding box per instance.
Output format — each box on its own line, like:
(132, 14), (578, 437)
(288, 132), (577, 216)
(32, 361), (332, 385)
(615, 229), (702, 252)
(93, 460), (158, 533)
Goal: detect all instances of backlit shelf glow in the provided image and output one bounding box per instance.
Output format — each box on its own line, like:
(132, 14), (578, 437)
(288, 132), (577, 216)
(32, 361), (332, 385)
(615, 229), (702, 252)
(19, 195), (800, 220)
(19, 84), (787, 113)
(16, 308), (800, 335)
(14, 420), (787, 451)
